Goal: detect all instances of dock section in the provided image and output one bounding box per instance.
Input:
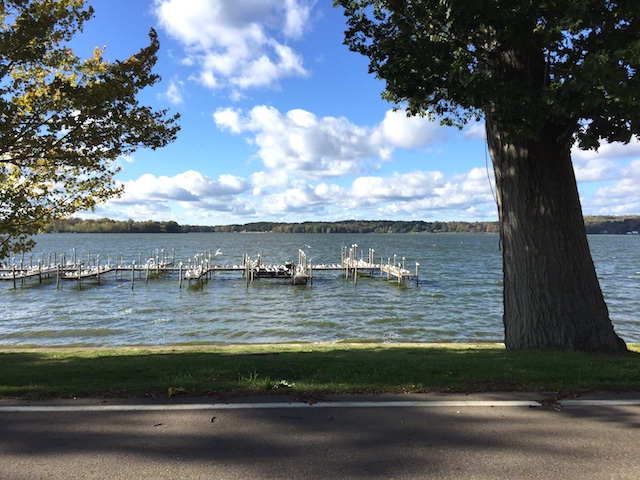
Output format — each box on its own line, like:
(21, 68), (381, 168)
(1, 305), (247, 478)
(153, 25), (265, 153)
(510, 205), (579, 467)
(1, 245), (419, 289)
(341, 245), (419, 285)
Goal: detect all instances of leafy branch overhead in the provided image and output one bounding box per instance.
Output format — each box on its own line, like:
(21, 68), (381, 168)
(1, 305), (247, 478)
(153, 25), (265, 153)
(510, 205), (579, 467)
(337, 0), (640, 147)
(0, 0), (180, 259)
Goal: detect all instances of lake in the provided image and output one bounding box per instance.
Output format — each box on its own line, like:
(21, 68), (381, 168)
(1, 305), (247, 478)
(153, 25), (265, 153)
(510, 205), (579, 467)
(0, 233), (638, 347)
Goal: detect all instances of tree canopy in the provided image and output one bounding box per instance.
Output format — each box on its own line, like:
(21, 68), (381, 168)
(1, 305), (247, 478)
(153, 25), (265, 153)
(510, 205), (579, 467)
(0, 0), (180, 259)
(338, 0), (640, 147)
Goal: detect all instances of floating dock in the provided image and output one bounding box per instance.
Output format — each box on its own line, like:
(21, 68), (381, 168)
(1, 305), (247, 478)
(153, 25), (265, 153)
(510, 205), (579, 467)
(0, 245), (418, 289)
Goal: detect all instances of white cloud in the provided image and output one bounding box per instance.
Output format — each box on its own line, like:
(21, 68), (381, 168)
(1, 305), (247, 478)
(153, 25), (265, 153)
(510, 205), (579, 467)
(283, 0), (314, 38)
(351, 171), (446, 204)
(153, 0), (312, 94)
(571, 136), (640, 182)
(96, 161), (503, 222)
(261, 181), (330, 215)
(368, 168), (495, 218)
(463, 122), (486, 140)
(213, 108), (244, 134)
(161, 80), (184, 105)
(374, 110), (447, 151)
(250, 166), (497, 220)
(583, 159), (640, 215)
(216, 105), (379, 179)
(572, 136), (640, 161)
(250, 169), (292, 194)
(214, 106), (449, 182)
(458, 167), (496, 195)
(116, 170), (249, 204)
(573, 157), (619, 182)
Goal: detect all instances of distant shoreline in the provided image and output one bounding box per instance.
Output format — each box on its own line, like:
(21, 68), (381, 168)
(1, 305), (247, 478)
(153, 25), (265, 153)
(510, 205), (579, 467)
(43, 216), (640, 235)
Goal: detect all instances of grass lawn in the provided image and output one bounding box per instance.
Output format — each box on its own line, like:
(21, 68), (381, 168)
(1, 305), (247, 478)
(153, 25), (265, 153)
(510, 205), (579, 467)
(1, 343), (639, 400)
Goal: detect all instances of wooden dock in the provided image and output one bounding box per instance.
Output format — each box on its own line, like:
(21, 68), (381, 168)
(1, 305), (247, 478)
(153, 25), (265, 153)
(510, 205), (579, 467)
(341, 245), (419, 285)
(0, 245), (418, 289)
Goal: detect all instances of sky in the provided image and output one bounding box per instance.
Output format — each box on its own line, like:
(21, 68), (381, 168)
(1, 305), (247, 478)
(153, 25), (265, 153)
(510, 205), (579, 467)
(70, 0), (640, 225)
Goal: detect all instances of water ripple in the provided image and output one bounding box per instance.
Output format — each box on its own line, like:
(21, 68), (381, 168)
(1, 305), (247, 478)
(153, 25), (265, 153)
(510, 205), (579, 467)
(0, 233), (637, 346)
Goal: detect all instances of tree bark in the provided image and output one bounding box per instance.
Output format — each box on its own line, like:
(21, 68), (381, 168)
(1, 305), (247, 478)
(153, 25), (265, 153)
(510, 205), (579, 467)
(486, 112), (627, 352)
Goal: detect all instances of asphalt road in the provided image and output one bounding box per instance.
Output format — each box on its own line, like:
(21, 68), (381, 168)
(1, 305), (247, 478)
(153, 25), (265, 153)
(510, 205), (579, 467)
(1, 393), (639, 479)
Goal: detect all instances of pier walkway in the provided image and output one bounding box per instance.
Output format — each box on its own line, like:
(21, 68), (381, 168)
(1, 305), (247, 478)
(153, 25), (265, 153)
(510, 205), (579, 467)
(341, 246), (419, 285)
(0, 245), (418, 289)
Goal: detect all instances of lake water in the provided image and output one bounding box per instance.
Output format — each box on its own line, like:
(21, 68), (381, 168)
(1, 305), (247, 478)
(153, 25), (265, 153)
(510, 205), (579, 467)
(0, 233), (638, 347)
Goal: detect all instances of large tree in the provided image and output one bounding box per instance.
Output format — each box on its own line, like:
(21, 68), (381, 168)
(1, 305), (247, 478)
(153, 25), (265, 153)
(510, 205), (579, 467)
(0, 0), (180, 259)
(336, 0), (639, 352)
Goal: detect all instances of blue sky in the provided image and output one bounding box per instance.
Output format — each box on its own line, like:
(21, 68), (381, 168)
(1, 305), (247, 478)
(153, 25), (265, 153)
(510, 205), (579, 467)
(73, 0), (640, 225)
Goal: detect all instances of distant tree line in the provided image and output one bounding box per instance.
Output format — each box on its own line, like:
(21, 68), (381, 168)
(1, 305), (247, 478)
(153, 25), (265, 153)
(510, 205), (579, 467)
(584, 216), (640, 234)
(43, 218), (188, 234)
(204, 220), (500, 234)
(42, 216), (639, 235)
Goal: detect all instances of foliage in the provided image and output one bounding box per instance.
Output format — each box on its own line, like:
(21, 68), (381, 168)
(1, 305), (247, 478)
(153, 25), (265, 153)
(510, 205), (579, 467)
(42, 216), (640, 234)
(584, 216), (640, 234)
(336, 0), (640, 147)
(43, 217), (188, 233)
(0, 0), (180, 259)
(208, 219), (500, 234)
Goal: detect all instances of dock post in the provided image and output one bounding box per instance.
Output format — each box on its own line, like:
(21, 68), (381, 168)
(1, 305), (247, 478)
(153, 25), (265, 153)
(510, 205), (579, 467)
(415, 262), (419, 286)
(179, 262), (183, 289)
(131, 261), (135, 290)
(369, 248), (374, 276)
(60, 253), (64, 287)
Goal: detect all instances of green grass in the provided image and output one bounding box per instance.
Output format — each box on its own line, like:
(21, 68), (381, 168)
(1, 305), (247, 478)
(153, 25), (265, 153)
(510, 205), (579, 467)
(1, 343), (639, 400)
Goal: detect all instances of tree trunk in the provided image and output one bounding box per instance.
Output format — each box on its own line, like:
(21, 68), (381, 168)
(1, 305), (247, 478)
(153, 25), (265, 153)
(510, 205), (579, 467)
(486, 113), (627, 352)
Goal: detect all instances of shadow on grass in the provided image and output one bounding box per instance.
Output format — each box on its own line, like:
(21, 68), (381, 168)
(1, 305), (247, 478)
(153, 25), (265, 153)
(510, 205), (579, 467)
(1, 345), (640, 399)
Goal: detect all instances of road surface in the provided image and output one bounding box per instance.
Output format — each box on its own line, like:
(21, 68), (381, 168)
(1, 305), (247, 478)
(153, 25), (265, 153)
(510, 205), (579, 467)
(1, 392), (639, 479)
